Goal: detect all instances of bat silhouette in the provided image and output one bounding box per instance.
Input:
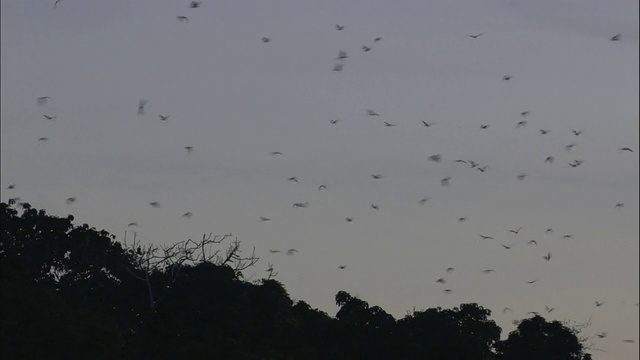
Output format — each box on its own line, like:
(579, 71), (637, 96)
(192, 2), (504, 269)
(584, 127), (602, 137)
(138, 99), (147, 115)
(422, 121), (434, 127)
(509, 227), (522, 235)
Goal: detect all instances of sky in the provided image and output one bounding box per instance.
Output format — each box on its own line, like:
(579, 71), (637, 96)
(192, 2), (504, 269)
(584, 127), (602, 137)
(1, 0), (638, 357)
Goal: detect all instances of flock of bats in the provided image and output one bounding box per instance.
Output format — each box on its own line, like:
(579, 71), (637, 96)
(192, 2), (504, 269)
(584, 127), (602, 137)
(3, 0), (638, 349)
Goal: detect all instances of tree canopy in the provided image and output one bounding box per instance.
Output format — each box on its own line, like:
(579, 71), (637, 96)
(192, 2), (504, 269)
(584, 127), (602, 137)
(0, 202), (592, 359)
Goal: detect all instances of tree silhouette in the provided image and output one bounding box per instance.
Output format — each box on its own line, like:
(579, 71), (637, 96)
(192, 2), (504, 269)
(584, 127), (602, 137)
(397, 303), (501, 360)
(495, 315), (591, 360)
(0, 202), (593, 359)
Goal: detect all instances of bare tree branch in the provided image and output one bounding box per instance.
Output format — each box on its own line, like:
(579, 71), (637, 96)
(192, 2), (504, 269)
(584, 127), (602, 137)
(120, 232), (259, 310)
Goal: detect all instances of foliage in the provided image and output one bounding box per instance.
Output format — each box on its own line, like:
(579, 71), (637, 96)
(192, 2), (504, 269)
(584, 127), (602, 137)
(495, 315), (591, 360)
(0, 202), (592, 359)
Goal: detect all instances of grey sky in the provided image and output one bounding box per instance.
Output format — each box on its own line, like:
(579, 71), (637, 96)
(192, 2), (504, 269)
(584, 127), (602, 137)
(1, 0), (638, 358)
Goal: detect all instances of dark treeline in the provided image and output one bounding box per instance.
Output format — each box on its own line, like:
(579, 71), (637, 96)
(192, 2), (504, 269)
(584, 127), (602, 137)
(1, 202), (592, 360)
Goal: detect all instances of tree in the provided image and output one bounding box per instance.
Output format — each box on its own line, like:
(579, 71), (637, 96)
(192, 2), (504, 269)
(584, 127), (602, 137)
(0, 202), (594, 359)
(332, 291), (396, 360)
(120, 232), (258, 311)
(496, 315), (592, 360)
(397, 303), (501, 360)
(1, 202), (130, 359)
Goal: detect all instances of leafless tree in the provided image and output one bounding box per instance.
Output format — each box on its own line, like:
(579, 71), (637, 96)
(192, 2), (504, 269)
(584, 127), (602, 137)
(562, 317), (602, 353)
(265, 263), (278, 280)
(121, 232), (258, 310)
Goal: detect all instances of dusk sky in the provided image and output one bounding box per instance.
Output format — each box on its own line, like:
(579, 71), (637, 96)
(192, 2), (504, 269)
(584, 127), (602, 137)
(1, 0), (638, 358)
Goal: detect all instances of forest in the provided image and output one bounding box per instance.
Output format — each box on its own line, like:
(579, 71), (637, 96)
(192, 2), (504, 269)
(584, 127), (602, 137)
(1, 201), (593, 360)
